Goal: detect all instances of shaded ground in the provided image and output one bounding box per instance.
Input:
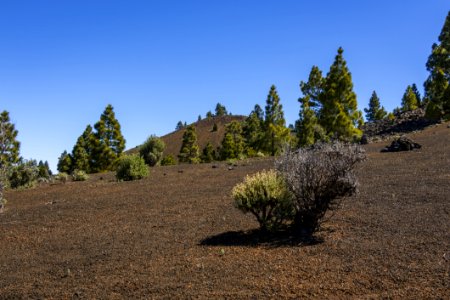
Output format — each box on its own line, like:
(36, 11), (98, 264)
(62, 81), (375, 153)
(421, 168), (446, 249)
(1, 123), (449, 299)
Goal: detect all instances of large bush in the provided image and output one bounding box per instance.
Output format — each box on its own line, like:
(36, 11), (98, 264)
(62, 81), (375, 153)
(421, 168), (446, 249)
(139, 136), (165, 167)
(232, 170), (294, 231)
(116, 155), (149, 181)
(72, 169), (89, 181)
(276, 142), (365, 234)
(8, 160), (39, 189)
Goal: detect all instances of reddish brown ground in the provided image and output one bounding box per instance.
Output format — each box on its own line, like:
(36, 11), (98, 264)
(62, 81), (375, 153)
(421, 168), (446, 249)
(1, 123), (449, 299)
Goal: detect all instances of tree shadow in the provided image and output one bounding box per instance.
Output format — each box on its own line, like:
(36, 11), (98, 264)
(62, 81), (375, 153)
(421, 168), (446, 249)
(199, 228), (323, 248)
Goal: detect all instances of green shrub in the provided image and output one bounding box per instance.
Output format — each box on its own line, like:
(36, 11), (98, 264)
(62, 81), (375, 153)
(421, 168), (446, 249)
(232, 170), (294, 231)
(8, 160), (39, 189)
(56, 172), (68, 183)
(161, 155), (176, 166)
(116, 155), (149, 181)
(72, 169), (89, 181)
(139, 136), (165, 167)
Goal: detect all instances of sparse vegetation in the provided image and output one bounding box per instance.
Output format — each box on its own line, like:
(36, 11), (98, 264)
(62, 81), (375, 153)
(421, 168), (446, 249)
(161, 155), (177, 166)
(116, 155), (149, 181)
(8, 160), (39, 189)
(232, 170), (293, 231)
(276, 141), (365, 234)
(56, 172), (68, 183)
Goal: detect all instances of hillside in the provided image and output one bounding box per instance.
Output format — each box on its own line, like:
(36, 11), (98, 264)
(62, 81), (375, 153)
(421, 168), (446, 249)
(0, 122), (449, 298)
(128, 115), (246, 159)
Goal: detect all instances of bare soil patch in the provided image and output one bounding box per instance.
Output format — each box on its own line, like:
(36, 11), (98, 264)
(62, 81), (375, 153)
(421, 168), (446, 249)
(1, 123), (449, 299)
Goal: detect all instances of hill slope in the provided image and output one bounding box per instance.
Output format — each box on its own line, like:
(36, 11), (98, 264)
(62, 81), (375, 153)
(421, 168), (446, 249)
(128, 115), (246, 159)
(0, 122), (449, 298)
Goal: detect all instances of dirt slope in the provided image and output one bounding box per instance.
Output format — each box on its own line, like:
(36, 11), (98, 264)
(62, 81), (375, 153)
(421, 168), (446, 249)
(127, 115), (246, 159)
(0, 122), (449, 298)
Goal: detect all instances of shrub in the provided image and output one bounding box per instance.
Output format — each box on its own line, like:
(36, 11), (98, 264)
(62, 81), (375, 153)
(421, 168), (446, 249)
(232, 170), (294, 231)
(161, 155), (176, 166)
(139, 136), (165, 167)
(276, 141), (365, 234)
(116, 155), (149, 181)
(72, 169), (89, 181)
(8, 160), (39, 189)
(56, 172), (68, 183)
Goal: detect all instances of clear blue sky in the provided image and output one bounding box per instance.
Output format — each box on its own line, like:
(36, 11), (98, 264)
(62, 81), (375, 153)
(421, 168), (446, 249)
(0, 1), (448, 172)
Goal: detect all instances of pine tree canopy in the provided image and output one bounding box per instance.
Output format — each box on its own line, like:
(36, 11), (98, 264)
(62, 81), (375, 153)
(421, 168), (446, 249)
(263, 85), (289, 155)
(401, 85), (419, 111)
(178, 125), (200, 164)
(364, 91), (387, 122)
(425, 11), (450, 119)
(215, 103), (228, 116)
(0, 110), (20, 167)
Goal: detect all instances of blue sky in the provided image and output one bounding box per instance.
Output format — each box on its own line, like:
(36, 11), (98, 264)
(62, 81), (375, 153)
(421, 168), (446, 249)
(0, 1), (448, 171)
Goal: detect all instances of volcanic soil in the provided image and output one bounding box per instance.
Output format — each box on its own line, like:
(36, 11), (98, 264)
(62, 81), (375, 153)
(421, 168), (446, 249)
(0, 123), (449, 299)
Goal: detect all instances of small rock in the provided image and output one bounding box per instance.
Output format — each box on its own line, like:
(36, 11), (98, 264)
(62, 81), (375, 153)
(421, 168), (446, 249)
(228, 166), (234, 171)
(381, 136), (422, 152)
(212, 164), (218, 169)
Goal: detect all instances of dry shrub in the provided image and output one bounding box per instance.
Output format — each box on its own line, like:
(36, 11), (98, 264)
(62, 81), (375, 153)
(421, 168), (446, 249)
(276, 141), (365, 234)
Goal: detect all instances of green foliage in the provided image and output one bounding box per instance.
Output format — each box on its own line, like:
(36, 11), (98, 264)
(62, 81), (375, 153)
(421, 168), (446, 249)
(232, 170), (294, 231)
(178, 125), (200, 164)
(161, 155), (177, 166)
(319, 47), (363, 141)
(243, 104), (264, 152)
(296, 96), (321, 147)
(56, 172), (68, 183)
(71, 125), (94, 173)
(91, 104), (126, 172)
(201, 142), (216, 163)
(215, 103), (228, 116)
(206, 111), (213, 119)
(72, 169), (89, 181)
(116, 155), (149, 181)
(220, 121), (245, 160)
(401, 85), (419, 111)
(9, 160), (39, 189)
(411, 83), (422, 106)
(263, 85), (290, 155)
(300, 65), (324, 112)
(425, 11), (450, 120)
(364, 91), (387, 121)
(0, 110), (21, 167)
(38, 160), (52, 179)
(176, 121), (185, 131)
(57, 150), (73, 173)
(139, 136), (165, 167)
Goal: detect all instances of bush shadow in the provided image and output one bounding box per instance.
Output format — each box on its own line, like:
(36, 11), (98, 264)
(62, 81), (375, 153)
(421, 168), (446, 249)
(199, 228), (323, 248)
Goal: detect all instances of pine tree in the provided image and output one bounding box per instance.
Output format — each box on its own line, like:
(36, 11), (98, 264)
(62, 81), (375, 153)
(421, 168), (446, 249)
(38, 160), (51, 179)
(263, 85), (290, 155)
(176, 121), (184, 130)
(178, 125), (200, 164)
(139, 136), (165, 167)
(300, 66), (324, 112)
(220, 121), (245, 160)
(0, 110), (20, 167)
(57, 150), (73, 173)
(215, 103), (228, 116)
(411, 83), (422, 106)
(71, 125), (94, 172)
(91, 105), (126, 171)
(364, 91), (387, 121)
(243, 104), (264, 152)
(296, 96), (320, 147)
(425, 11), (450, 120)
(401, 85), (419, 112)
(201, 142), (215, 163)
(319, 47), (363, 141)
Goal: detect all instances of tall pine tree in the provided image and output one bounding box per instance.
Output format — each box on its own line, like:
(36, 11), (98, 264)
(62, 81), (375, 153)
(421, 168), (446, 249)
(91, 105), (126, 172)
(57, 150), (73, 173)
(243, 104), (264, 152)
(425, 11), (450, 120)
(263, 85), (290, 155)
(401, 85), (419, 112)
(296, 96), (320, 147)
(0, 111), (20, 168)
(178, 125), (200, 164)
(411, 83), (422, 106)
(220, 121), (245, 160)
(364, 91), (387, 121)
(71, 125), (94, 172)
(319, 47), (363, 141)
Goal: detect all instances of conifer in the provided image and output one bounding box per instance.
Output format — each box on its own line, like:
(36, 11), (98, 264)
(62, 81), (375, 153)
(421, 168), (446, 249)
(0, 111), (20, 167)
(263, 85), (290, 155)
(215, 103), (228, 116)
(296, 96), (319, 147)
(57, 150), (73, 173)
(201, 142), (215, 163)
(71, 125), (94, 172)
(243, 104), (264, 151)
(364, 91), (387, 121)
(220, 121), (245, 160)
(319, 47), (363, 141)
(401, 85), (419, 111)
(425, 11), (450, 119)
(178, 125), (200, 164)
(411, 83), (422, 106)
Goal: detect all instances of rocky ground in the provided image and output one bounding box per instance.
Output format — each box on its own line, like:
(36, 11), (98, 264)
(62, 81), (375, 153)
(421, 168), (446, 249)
(0, 122), (449, 299)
